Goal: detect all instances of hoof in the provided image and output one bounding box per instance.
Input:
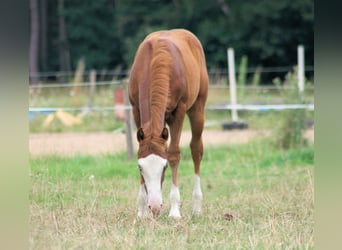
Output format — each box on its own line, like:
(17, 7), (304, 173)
(168, 210), (181, 219)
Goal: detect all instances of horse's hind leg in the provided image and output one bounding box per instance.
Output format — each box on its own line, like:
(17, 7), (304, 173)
(187, 99), (206, 215)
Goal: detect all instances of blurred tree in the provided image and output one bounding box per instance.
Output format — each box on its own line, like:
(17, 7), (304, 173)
(63, 0), (123, 70)
(40, 0), (48, 72)
(236, 0), (314, 67)
(33, 0), (313, 82)
(58, 0), (71, 80)
(29, 0), (39, 84)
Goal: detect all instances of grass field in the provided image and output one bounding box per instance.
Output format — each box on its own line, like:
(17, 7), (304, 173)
(29, 140), (314, 249)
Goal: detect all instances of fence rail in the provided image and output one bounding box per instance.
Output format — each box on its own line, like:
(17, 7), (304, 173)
(29, 81), (314, 90)
(29, 80), (121, 88)
(29, 81), (315, 113)
(29, 103), (314, 113)
(29, 65), (314, 79)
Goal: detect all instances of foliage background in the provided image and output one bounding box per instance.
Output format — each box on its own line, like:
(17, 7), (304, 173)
(32, 0), (313, 77)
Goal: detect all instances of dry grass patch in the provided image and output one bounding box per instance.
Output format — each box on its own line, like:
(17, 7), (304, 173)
(30, 142), (313, 249)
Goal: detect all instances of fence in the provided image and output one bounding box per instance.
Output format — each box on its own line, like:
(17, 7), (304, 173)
(29, 81), (314, 113)
(30, 45), (314, 114)
(29, 46), (314, 158)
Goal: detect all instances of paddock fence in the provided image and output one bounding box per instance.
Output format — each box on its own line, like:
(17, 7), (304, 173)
(29, 68), (314, 115)
(29, 46), (314, 159)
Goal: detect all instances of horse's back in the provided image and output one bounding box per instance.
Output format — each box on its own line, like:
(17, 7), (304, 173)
(144, 29), (206, 71)
(129, 29), (208, 114)
(144, 29), (208, 109)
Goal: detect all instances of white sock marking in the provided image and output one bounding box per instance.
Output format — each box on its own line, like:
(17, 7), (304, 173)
(169, 184), (181, 218)
(192, 174), (203, 215)
(137, 184), (148, 217)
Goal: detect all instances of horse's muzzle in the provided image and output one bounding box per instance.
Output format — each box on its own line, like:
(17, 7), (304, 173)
(148, 194), (163, 217)
(149, 203), (162, 217)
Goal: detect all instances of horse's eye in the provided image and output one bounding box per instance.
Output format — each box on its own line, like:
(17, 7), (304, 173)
(137, 165), (142, 171)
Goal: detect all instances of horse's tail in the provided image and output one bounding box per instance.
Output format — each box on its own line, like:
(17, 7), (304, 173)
(150, 39), (172, 135)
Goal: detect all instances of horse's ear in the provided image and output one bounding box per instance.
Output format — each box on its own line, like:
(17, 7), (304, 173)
(137, 128), (144, 142)
(161, 127), (169, 141)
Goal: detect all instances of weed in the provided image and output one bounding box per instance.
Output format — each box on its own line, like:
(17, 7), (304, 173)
(272, 67), (310, 149)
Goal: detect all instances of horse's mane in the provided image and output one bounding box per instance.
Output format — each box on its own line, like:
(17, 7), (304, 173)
(138, 38), (172, 158)
(150, 38), (171, 134)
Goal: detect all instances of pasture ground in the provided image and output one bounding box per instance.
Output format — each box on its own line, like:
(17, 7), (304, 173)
(29, 129), (313, 157)
(29, 133), (314, 249)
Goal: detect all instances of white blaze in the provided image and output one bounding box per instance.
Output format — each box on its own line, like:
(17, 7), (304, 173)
(138, 154), (167, 215)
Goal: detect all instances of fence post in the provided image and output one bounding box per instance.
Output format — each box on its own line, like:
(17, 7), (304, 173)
(72, 58), (85, 105)
(297, 45), (305, 93)
(227, 48), (239, 122)
(88, 69), (96, 108)
(124, 84), (134, 160)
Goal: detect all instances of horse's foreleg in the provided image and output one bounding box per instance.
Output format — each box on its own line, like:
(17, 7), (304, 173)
(167, 104), (186, 218)
(192, 172), (203, 215)
(169, 169), (181, 218)
(188, 102), (205, 215)
(132, 106), (148, 218)
(168, 137), (182, 218)
(137, 177), (149, 218)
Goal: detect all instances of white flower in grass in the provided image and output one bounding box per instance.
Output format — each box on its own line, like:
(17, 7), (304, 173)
(89, 175), (95, 184)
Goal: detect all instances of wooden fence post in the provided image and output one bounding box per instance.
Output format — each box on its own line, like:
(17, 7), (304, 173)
(124, 83), (134, 160)
(88, 69), (96, 108)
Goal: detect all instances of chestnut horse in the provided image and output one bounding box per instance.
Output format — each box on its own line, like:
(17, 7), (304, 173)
(128, 29), (208, 218)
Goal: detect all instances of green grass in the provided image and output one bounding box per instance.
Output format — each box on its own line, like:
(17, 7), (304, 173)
(30, 141), (314, 249)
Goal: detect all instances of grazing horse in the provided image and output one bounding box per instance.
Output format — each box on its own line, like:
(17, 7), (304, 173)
(128, 29), (208, 218)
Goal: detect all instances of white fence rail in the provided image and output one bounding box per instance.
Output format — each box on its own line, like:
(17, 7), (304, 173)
(29, 66), (314, 79)
(29, 45), (314, 115)
(29, 103), (314, 113)
(29, 82), (314, 113)
(29, 80), (121, 88)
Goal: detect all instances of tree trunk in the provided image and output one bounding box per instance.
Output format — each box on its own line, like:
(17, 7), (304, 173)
(29, 0), (39, 85)
(58, 0), (71, 81)
(40, 0), (47, 72)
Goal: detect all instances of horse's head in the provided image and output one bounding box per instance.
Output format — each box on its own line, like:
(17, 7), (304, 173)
(137, 127), (169, 217)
